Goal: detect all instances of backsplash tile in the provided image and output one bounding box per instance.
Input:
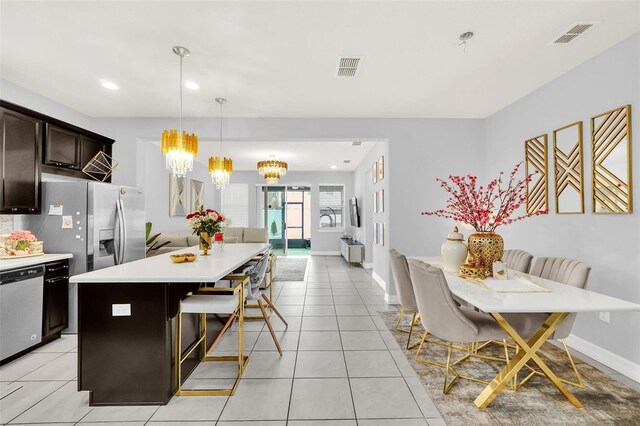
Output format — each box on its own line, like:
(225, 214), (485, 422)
(0, 215), (14, 234)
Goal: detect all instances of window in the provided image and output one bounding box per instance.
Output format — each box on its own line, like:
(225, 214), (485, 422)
(221, 184), (249, 227)
(319, 185), (344, 229)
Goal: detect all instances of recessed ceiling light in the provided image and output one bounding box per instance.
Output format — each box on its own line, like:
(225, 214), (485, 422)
(331, 165), (337, 169)
(185, 80), (200, 90)
(100, 80), (119, 90)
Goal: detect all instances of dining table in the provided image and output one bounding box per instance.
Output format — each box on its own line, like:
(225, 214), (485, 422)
(410, 256), (640, 409)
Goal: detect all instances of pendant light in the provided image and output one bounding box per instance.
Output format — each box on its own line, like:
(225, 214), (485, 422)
(257, 155), (288, 184)
(208, 97), (233, 189)
(161, 46), (198, 177)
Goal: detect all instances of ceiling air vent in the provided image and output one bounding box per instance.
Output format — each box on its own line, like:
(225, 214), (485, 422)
(551, 21), (599, 44)
(337, 57), (362, 77)
(352, 141), (363, 146)
(343, 160), (351, 164)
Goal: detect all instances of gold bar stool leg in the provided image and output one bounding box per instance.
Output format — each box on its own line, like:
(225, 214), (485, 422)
(258, 298), (282, 355)
(175, 277), (249, 397)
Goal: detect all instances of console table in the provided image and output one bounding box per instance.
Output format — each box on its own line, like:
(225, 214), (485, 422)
(340, 239), (364, 267)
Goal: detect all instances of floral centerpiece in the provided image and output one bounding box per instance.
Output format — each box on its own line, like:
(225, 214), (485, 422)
(3, 230), (41, 257)
(186, 206), (225, 255)
(421, 162), (547, 277)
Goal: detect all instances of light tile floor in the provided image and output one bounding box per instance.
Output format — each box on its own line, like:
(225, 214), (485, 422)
(0, 256), (440, 425)
(1, 255), (637, 425)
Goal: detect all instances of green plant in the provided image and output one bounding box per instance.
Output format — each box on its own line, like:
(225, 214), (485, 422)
(146, 222), (171, 255)
(270, 220), (278, 236)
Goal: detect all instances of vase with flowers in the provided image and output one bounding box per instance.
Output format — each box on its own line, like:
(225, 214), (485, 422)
(186, 206), (225, 255)
(422, 162), (547, 278)
(4, 230), (41, 257)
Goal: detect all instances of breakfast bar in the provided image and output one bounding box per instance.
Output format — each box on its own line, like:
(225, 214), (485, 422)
(70, 243), (269, 406)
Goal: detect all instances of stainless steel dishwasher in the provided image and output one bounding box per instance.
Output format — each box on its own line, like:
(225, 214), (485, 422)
(0, 265), (45, 361)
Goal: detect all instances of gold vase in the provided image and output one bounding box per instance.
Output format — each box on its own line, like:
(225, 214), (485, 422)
(199, 232), (211, 256)
(459, 232), (504, 279)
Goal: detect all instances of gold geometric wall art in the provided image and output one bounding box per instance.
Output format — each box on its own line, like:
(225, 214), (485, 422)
(591, 105), (633, 214)
(553, 121), (584, 214)
(525, 134), (549, 214)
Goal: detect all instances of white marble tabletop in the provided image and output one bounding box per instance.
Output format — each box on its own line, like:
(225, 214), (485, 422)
(0, 253), (73, 271)
(410, 256), (640, 314)
(70, 243), (270, 283)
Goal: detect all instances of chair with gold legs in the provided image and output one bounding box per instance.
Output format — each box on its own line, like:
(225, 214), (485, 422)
(473, 249), (534, 364)
(503, 257), (591, 389)
(408, 259), (508, 393)
(239, 250), (287, 354)
(389, 249), (422, 349)
(175, 276), (249, 396)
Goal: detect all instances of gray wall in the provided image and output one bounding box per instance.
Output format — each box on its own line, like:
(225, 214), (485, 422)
(485, 33), (640, 368)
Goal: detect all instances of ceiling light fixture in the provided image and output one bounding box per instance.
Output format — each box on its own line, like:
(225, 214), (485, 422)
(330, 165), (337, 169)
(161, 46), (198, 177)
(185, 80), (200, 90)
(208, 97), (233, 189)
(257, 154), (288, 184)
(101, 80), (119, 90)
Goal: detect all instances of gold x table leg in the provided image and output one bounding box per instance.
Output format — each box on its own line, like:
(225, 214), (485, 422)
(474, 312), (583, 409)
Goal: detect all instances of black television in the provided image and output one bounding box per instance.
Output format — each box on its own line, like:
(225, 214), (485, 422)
(349, 197), (360, 227)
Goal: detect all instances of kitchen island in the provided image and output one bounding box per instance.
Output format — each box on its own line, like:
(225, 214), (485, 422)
(70, 243), (269, 406)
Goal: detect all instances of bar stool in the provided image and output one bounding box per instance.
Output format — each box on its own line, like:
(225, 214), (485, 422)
(175, 276), (249, 396)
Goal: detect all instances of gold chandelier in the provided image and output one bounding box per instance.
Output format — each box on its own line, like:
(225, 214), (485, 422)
(257, 158), (288, 184)
(208, 98), (233, 189)
(161, 46), (198, 177)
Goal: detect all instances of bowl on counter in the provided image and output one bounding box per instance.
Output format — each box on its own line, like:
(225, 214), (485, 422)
(170, 253), (196, 263)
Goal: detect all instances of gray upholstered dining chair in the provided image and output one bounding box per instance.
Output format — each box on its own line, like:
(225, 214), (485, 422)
(503, 256), (591, 388)
(407, 258), (508, 393)
(502, 249), (534, 273)
(389, 249), (421, 348)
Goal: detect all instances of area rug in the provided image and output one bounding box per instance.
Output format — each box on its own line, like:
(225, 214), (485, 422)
(379, 311), (640, 425)
(274, 257), (308, 281)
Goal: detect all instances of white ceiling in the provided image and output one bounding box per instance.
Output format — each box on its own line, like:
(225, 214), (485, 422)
(152, 140), (377, 172)
(1, 1), (639, 118)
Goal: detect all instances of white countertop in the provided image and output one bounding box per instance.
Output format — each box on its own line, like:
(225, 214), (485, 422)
(410, 256), (640, 313)
(70, 243), (270, 283)
(0, 253), (73, 272)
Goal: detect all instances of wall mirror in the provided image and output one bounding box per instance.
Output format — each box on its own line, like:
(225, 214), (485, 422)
(553, 121), (584, 214)
(525, 134), (548, 214)
(591, 105), (632, 214)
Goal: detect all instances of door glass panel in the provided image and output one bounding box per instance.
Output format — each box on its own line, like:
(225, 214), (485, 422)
(266, 186), (286, 253)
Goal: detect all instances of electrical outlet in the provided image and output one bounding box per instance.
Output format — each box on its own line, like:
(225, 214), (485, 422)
(112, 304), (131, 317)
(599, 311), (610, 323)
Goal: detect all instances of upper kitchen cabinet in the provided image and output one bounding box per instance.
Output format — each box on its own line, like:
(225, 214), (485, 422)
(0, 106), (43, 214)
(0, 101), (115, 196)
(44, 124), (82, 170)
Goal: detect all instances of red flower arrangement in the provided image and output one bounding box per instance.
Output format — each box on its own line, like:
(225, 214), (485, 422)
(186, 206), (225, 238)
(421, 162), (548, 232)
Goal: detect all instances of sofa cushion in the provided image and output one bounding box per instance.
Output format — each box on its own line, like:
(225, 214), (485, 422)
(223, 227), (244, 242)
(154, 232), (189, 247)
(186, 235), (200, 246)
(243, 228), (268, 243)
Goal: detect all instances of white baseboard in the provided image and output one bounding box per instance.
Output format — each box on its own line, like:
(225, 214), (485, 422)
(372, 271), (385, 290)
(564, 334), (640, 383)
(310, 251), (340, 256)
(363, 262), (373, 269)
(384, 293), (399, 304)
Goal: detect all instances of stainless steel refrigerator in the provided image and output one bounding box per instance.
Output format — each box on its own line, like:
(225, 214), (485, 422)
(27, 182), (145, 333)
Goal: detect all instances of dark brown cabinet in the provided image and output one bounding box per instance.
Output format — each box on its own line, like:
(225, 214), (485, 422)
(0, 100), (114, 202)
(0, 107), (42, 214)
(44, 124), (81, 170)
(43, 260), (69, 338)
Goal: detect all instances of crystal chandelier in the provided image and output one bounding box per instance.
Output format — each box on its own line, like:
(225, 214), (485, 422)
(257, 157), (288, 184)
(161, 46), (198, 177)
(208, 98), (233, 189)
